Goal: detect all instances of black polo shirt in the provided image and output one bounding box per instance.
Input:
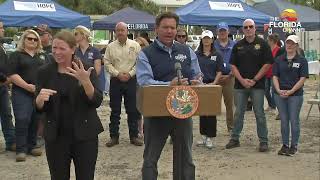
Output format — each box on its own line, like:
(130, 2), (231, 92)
(272, 54), (308, 96)
(7, 51), (50, 85)
(196, 50), (223, 84)
(230, 36), (273, 89)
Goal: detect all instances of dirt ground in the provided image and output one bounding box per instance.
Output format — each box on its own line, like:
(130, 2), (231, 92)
(0, 78), (319, 180)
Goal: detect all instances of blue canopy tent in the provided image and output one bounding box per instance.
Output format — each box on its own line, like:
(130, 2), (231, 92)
(93, 7), (155, 31)
(175, 0), (271, 27)
(253, 0), (320, 31)
(0, 0), (90, 28)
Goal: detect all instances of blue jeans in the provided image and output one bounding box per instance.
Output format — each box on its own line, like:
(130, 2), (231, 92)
(0, 85), (16, 148)
(265, 78), (276, 109)
(232, 89), (268, 143)
(11, 88), (37, 153)
(274, 94), (303, 147)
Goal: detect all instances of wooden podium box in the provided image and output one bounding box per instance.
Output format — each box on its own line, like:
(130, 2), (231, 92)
(137, 85), (222, 117)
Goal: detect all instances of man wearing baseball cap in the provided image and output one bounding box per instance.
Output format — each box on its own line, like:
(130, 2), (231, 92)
(214, 22), (236, 133)
(34, 24), (52, 54)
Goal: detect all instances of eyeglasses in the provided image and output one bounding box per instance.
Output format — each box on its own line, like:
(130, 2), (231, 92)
(177, 35), (187, 38)
(243, 25), (254, 30)
(26, 37), (39, 42)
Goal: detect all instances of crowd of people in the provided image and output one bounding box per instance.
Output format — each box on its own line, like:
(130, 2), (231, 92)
(0, 11), (309, 180)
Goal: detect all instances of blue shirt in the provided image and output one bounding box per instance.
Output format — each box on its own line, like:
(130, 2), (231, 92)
(137, 39), (202, 86)
(272, 54), (308, 96)
(75, 45), (105, 91)
(214, 39), (236, 75)
(75, 45), (102, 66)
(196, 50), (223, 84)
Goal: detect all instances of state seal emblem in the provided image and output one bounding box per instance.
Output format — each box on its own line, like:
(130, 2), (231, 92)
(166, 86), (199, 119)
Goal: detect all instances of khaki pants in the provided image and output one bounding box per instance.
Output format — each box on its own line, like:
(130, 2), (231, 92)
(220, 77), (235, 131)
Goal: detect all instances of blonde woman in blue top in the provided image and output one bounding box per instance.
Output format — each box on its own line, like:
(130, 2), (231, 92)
(273, 35), (308, 156)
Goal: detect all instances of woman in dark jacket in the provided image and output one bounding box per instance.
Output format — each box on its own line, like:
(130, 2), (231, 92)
(195, 30), (223, 149)
(35, 30), (103, 180)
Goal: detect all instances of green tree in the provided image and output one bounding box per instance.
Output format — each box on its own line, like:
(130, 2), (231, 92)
(286, 0), (319, 11)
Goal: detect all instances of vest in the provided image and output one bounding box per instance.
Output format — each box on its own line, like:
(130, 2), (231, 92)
(142, 41), (192, 82)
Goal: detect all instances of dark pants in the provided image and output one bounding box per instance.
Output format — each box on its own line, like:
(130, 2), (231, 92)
(142, 117), (195, 180)
(0, 85), (15, 148)
(109, 77), (140, 138)
(45, 136), (98, 180)
(199, 116), (217, 137)
(11, 88), (37, 153)
(264, 78), (276, 109)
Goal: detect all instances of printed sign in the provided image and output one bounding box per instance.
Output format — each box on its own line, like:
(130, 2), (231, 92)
(209, 1), (244, 11)
(127, 24), (149, 30)
(266, 9), (305, 35)
(14, 1), (56, 12)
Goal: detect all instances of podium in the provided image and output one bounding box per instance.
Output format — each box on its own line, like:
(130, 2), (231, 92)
(137, 85), (222, 117)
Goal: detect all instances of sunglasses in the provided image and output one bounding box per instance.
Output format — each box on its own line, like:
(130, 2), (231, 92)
(177, 35), (186, 38)
(26, 37), (39, 42)
(243, 25), (254, 30)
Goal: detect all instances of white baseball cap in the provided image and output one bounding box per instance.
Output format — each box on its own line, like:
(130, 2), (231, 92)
(201, 30), (213, 39)
(286, 35), (299, 44)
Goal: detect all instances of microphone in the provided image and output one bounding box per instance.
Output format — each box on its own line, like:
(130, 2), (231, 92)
(174, 62), (182, 85)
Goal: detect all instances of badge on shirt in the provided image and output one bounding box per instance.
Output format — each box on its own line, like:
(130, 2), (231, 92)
(175, 54), (187, 62)
(39, 54), (45, 62)
(254, 44), (261, 50)
(129, 47), (135, 54)
(210, 56), (217, 61)
(292, 63), (300, 68)
(88, 52), (94, 60)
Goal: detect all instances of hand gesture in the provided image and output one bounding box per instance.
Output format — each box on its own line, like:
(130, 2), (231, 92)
(117, 72), (130, 82)
(36, 88), (57, 108)
(278, 90), (289, 98)
(170, 77), (189, 86)
(247, 79), (256, 87)
(241, 79), (252, 89)
(66, 60), (94, 84)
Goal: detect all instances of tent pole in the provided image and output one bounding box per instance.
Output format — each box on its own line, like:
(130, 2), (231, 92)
(92, 30), (94, 46)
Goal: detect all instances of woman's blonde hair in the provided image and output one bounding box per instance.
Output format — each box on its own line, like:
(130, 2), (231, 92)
(17, 29), (42, 53)
(135, 37), (149, 48)
(74, 25), (92, 42)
